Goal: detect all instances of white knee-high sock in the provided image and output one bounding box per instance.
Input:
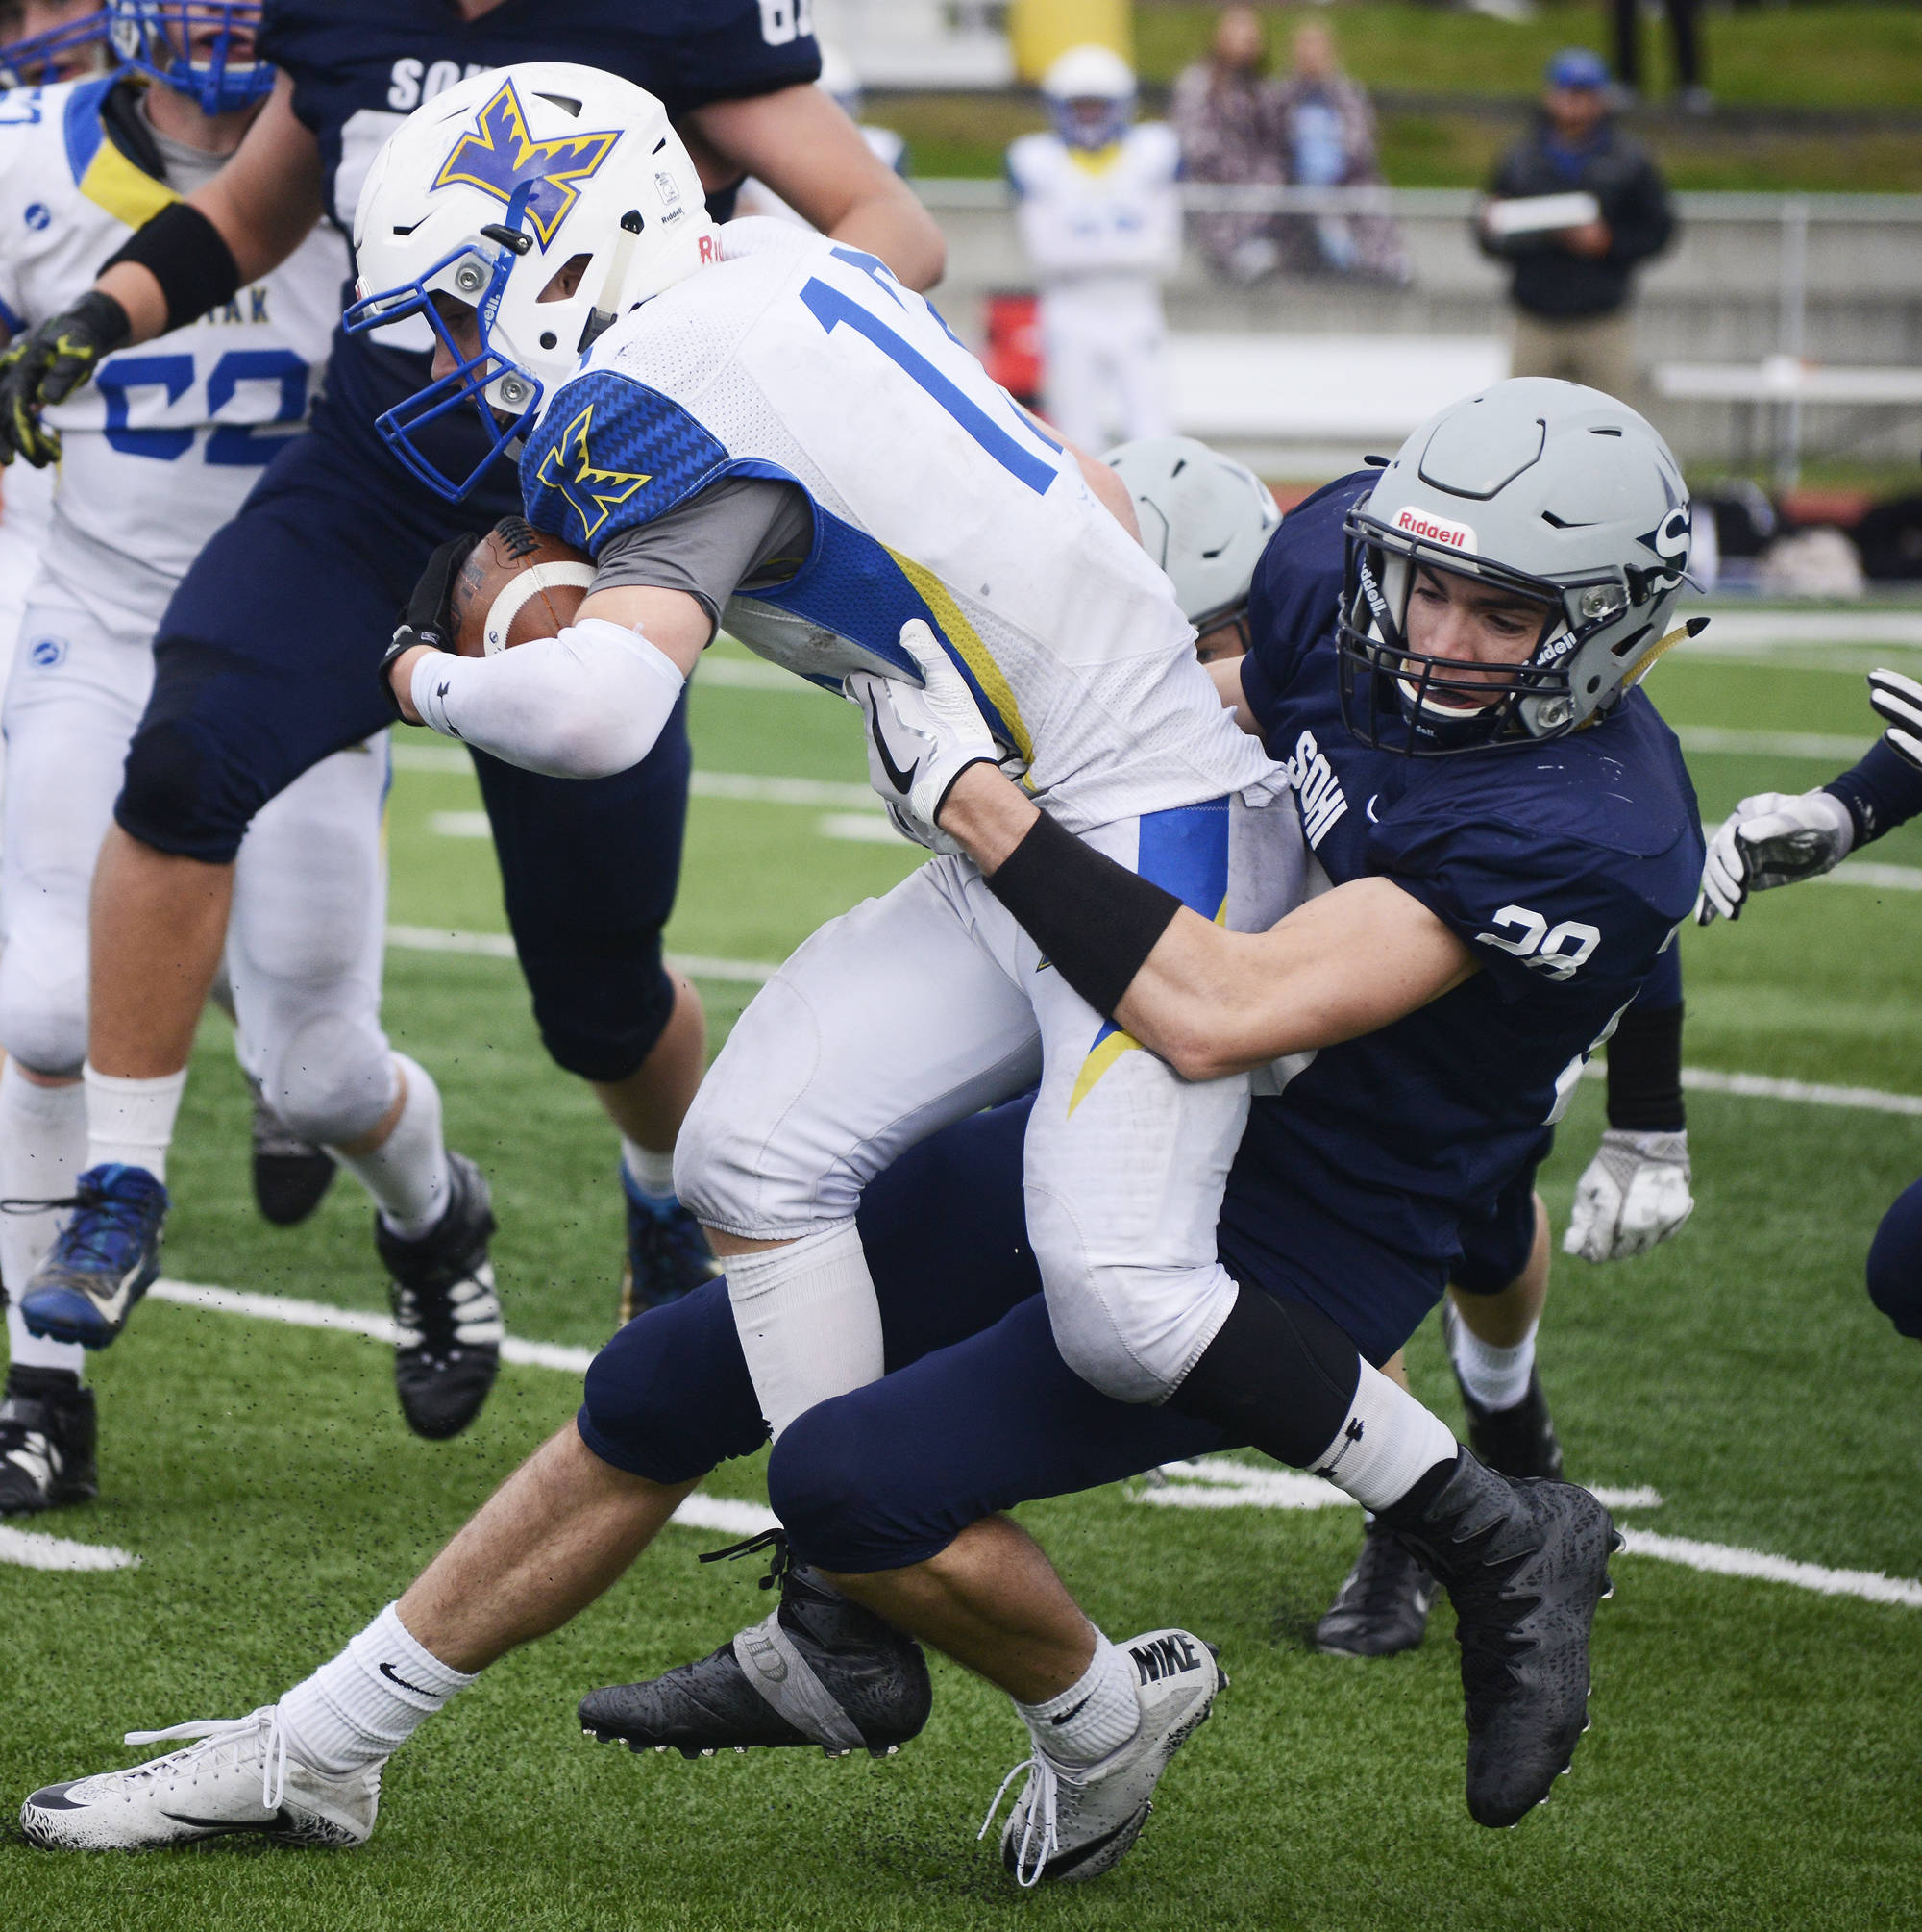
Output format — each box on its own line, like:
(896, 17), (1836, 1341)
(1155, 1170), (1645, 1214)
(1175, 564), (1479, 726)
(1449, 1314), (1539, 1412)
(725, 1221), (884, 1439)
(1310, 1359), (1459, 1512)
(328, 1054), (450, 1241)
(1, 1069), (87, 1376)
(277, 1602), (478, 1775)
(84, 1063), (187, 1181)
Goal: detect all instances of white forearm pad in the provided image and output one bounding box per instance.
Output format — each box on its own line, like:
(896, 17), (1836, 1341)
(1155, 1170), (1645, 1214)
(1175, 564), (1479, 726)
(409, 617), (685, 780)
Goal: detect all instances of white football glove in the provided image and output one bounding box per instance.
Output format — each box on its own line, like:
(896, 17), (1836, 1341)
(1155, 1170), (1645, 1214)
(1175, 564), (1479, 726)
(845, 619), (999, 849)
(1694, 787), (1853, 924)
(1562, 1128), (1693, 1263)
(1867, 665), (1922, 772)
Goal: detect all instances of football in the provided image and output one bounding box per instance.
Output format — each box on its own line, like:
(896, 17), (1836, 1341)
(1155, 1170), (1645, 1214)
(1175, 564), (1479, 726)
(447, 517), (597, 657)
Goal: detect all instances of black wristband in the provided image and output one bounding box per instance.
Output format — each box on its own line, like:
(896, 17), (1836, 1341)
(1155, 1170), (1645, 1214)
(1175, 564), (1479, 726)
(1605, 1000), (1685, 1131)
(984, 809), (1182, 1020)
(102, 200), (241, 334)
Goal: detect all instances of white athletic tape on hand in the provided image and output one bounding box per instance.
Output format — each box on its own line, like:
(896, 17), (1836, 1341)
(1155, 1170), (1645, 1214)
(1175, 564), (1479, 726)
(731, 1606), (868, 1752)
(481, 561), (597, 656)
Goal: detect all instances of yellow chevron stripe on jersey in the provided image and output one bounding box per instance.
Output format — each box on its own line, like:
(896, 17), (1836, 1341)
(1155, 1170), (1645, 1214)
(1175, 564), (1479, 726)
(78, 133), (176, 231)
(883, 547), (1034, 765)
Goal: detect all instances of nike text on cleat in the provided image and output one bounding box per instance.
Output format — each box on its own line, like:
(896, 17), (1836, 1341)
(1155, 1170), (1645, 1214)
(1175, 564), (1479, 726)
(617, 1168), (722, 1327)
(0, 1374), (97, 1514)
(250, 1091), (338, 1227)
(1315, 1518), (1437, 1658)
(16, 1164), (169, 1350)
(19, 1706), (381, 1851)
(1443, 1303), (1565, 1481)
(376, 1151), (502, 1440)
(579, 1530), (930, 1759)
(1379, 1449), (1617, 1827)
(983, 1628), (1223, 1887)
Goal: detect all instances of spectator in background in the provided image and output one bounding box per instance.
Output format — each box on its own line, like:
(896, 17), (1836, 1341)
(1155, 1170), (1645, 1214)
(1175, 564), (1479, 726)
(1274, 20), (1408, 284)
(1479, 48), (1674, 407)
(1170, 5), (1288, 285)
(1612, 0), (1711, 116)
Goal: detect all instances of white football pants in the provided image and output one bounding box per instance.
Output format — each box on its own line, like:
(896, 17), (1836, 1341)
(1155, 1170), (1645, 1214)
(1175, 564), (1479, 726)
(678, 795), (1305, 1405)
(1039, 281), (1174, 456)
(0, 595), (395, 1147)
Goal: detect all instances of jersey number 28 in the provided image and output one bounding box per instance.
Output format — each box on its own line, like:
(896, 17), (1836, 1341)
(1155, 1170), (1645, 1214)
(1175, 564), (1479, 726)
(1477, 904), (1601, 983)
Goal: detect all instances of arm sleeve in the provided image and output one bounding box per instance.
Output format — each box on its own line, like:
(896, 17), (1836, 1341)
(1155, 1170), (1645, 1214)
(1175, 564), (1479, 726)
(409, 618), (686, 780)
(1824, 736), (1922, 846)
(1605, 941), (1685, 1130)
(589, 476), (812, 628)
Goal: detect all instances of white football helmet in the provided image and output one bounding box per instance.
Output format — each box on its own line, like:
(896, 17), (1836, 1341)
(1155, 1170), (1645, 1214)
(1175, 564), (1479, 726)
(345, 62), (717, 502)
(1042, 44), (1136, 151)
(1106, 434), (1279, 642)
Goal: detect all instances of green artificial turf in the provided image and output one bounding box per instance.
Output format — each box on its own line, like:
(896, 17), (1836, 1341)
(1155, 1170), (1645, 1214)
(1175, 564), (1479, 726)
(4, 632), (1921, 1928)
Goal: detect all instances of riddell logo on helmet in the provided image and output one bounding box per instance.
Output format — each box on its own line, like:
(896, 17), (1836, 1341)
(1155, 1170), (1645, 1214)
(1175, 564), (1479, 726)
(1394, 507), (1478, 553)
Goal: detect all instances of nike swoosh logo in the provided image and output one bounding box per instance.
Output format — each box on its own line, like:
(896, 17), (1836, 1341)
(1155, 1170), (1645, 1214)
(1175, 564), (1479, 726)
(379, 1660), (433, 1697)
(160, 1808), (298, 1833)
(1048, 1697), (1092, 1725)
(861, 687), (918, 797)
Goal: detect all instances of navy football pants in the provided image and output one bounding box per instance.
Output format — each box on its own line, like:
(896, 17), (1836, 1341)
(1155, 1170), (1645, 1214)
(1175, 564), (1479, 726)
(579, 1092), (1464, 1573)
(1867, 1175), (1922, 1341)
(114, 429), (687, 1081)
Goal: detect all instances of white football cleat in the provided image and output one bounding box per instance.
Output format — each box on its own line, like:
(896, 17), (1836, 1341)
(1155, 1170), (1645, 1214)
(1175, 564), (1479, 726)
(981, 1628), (1223, 1886)
(20, 1707), (381, 1851)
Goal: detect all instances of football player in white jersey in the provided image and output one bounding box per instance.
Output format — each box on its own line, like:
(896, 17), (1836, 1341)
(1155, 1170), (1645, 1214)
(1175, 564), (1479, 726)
(1008, 45), (1181, 455)
(350, 63), (1291, 1453)
(0, 1), (498, 1515)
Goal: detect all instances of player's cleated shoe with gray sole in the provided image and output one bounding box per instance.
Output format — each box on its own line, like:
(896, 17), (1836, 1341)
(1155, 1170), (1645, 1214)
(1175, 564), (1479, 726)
(251, 1091), (338, 1228)
(1379, 1449), (1619, 1828)
(983, 1629), (1224, 1887)
(20, 1707), (381, 1851)
(579, 1530), (930, 1760)
(376, 1152), (502, 1440)
(15, 1163), (169, 1350)
(0, 1372), (97, 1514)
(1315, 1518), (1437, 1658)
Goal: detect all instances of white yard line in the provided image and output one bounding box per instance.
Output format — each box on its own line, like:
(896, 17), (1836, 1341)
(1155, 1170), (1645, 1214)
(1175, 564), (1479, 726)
(1688, 611), (1922, 649)
(1671, 725), (1873, 760)
(2, 1283), (1871, 1612)
(0, 1524), (140, 1573)
(384, 925), (777, 986)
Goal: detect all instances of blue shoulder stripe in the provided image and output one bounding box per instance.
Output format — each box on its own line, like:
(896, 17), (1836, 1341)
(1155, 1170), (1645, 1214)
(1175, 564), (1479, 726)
(61, 73), (117, 187)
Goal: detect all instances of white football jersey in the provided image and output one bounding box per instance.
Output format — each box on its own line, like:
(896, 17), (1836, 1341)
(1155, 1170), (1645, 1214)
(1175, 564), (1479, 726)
(1007, 124), (1182, 288)
(0, 76), (349, 634)
(522, 219), (1278, 834)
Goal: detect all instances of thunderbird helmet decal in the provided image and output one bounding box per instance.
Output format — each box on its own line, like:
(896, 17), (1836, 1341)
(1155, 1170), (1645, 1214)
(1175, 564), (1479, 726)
(431, 79), (623, 250)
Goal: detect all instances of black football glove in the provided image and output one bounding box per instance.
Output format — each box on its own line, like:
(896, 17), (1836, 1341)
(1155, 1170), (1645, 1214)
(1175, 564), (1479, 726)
(0, 290), (131, 467)
(378, 531), (480, 720)
(1868, 666), (1922, 774)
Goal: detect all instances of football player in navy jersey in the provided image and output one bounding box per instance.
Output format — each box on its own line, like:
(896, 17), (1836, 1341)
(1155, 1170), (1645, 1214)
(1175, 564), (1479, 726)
(19, 384), (1697, 1876)
(1695, 666), (1922, 1347)
(0, 3), (946, 1383)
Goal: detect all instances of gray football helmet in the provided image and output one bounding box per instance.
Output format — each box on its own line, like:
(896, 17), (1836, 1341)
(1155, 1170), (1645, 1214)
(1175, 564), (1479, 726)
(1340, 379), (1694, 755)
(1106, 435), (1280, 642)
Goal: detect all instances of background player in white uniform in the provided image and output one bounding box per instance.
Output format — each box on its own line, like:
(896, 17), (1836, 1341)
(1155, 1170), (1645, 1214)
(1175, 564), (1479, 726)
(0, 7), (494, 1515)
(351, 64), (1289, 1446)
(1008, 46), (1180, 455)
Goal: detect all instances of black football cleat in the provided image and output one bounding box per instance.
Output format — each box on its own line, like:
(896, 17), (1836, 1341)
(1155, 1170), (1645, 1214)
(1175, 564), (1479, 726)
(375, 1152), (502, 1440)
(1379, 1449), (1619, 1828)
(0, 1369), (98, 1514)
(579, 1530), (930, 1760)
(1443, 1302), (1565, 1480)
(251, 1090), (338, 1227)
(617, 1167), (722, 1326)
(1314, 1518), (1438, 1658)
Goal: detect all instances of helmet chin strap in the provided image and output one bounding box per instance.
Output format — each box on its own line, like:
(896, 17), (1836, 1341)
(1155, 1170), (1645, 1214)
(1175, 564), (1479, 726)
(579, 208), (644, 355)
(1622, 617), (1711, 692)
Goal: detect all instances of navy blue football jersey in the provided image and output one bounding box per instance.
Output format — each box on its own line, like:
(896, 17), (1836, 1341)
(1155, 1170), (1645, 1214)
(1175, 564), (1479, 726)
(258, 0), (819, 512)
(1222, 471), (1705, 1282)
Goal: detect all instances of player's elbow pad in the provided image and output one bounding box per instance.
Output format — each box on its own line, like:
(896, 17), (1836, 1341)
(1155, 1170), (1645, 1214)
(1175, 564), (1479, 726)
(411, 618), (685, 780)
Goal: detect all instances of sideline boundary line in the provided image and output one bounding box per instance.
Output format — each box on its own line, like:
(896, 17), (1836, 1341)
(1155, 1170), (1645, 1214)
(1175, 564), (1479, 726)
(0, 1279), (1876, 1611)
